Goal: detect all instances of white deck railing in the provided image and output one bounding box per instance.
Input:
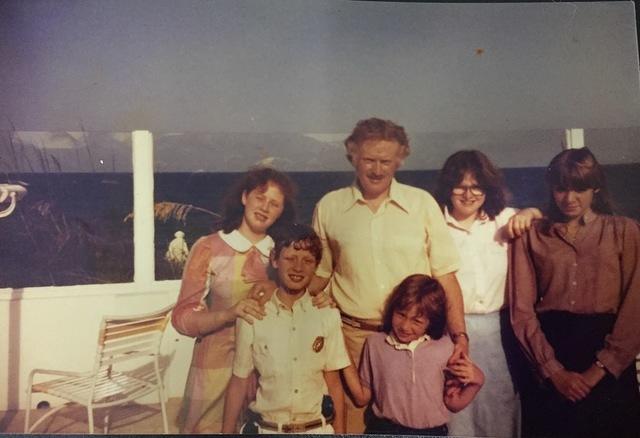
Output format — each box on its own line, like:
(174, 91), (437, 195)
(0, 131), (193, 411)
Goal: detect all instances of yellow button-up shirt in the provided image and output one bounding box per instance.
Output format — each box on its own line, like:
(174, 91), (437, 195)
(232, 291), (350, 424)
(312, 179), (460, 319)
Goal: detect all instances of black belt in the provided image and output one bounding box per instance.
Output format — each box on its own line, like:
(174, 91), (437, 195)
(340, 312), (383, 331)
(366, 416), (448, 436)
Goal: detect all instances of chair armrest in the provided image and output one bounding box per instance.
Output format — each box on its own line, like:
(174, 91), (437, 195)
(28, 368), (92, 382)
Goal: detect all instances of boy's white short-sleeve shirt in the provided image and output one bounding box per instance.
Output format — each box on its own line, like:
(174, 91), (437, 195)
(233, 291), (350, 424)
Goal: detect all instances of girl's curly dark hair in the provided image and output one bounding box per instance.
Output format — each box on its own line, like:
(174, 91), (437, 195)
(435, 150), (509, 220)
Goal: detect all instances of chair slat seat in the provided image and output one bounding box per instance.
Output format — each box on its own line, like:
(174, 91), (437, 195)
(25, 304), (173, 434)
(32, 369), (159, 408)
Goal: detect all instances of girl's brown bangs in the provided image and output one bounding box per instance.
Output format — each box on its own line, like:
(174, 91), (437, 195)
(550, 161), (600, 191)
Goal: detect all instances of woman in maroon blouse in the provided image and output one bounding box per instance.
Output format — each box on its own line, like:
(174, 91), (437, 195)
(509, 148), (640, 438)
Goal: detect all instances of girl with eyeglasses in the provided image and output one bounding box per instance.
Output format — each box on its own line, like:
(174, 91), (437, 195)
(434, 150), (541, 438)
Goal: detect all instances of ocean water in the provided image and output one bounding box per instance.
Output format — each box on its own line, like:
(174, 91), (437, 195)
(156, 165), (640, 224)
(2, 164), (639, 287)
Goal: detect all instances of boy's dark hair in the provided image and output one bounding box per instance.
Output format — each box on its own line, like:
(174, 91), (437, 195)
(216, 166), (297, 233)
(435, 150), (509, 220)
(270, 223), (323, 265)
(382, 274), (447, 340)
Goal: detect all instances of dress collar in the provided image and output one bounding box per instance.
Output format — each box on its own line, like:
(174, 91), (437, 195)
(219, 229), (273, 257)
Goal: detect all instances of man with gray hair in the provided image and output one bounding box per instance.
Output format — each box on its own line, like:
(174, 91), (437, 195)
(310, 117), (468, 433)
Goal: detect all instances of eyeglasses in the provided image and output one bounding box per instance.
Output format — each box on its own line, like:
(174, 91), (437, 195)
(452, 185), (485, 196)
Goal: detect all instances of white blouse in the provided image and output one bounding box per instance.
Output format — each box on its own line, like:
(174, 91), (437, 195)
(444, 206), (516, 314)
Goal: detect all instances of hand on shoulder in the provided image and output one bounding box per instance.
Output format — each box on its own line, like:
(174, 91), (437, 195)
(311, 289), (337, 309)
(231, 297), (266, 324)
(248, 280), (277, 305)
(507, 207), (543, 239)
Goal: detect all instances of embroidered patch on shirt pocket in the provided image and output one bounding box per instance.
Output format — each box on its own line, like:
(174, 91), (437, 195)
(312, 336), (325, 353)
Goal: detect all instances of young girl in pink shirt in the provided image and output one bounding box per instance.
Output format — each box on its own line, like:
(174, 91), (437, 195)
(342, 274), (484, 435)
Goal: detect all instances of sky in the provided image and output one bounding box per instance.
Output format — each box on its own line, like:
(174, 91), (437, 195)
(0, 0), (639, 170)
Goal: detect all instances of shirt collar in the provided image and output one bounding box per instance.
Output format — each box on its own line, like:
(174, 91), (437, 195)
(346, 181), (365, 209)
(443, 205), (461, 229)
(346, 178), (410, 213)
(271, 288), (311, 315)
(443, 205), (488, 231)
(551, 210), (599, 232)
(581, 210), (597, 224)
(218, 229), (273, 257)
(385, 333), (431, 352)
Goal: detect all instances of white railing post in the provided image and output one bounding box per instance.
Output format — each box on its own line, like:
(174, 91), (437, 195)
(564, 128), (585, 150)
(132, 131), (155, 286)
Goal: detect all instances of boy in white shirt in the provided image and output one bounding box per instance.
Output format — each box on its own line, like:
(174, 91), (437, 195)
(222, 224), (350, 434)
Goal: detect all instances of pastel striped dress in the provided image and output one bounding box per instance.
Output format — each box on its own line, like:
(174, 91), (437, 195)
(172, 230), (272, 433)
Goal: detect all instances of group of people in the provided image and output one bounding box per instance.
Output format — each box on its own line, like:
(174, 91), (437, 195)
(171, 117), (640, 436)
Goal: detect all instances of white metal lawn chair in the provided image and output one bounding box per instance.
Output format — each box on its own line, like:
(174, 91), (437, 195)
(24, 304), (173, 434)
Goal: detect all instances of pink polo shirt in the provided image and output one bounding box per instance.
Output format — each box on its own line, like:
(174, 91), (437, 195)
(359, 332), (454, 429)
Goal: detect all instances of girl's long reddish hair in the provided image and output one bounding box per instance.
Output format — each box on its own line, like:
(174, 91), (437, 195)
(216, 166), (297, 233)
